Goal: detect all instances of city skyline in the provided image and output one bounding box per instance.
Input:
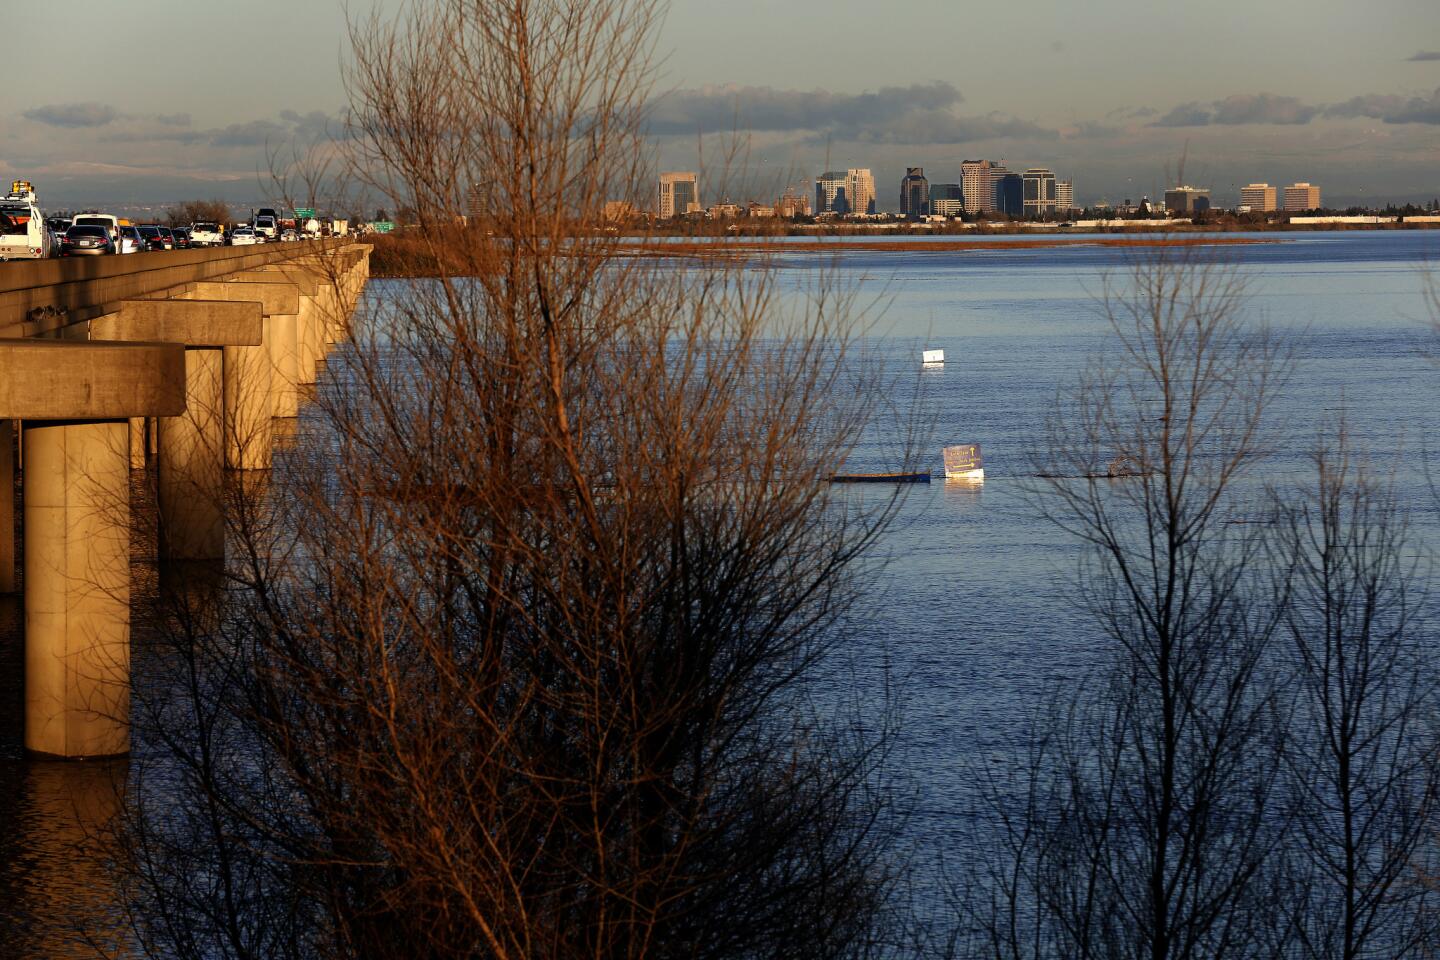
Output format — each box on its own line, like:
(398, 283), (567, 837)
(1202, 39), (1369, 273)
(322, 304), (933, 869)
(2, 0), (1437, 207)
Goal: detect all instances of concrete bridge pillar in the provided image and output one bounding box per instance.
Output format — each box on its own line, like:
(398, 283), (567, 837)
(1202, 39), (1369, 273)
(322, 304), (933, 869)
(93, 300), (263, 561)
(24, 419), (132, 757)
(0, 419), (12, 593)
(186, 281), (299, 470)
(232, 269), (323, 385)
(127, 418), (146, 470)
(0, 339), (185, 757)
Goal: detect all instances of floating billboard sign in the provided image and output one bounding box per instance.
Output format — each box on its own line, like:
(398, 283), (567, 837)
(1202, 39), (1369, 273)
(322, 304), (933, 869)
(922, 348), (945, 364)
(943, 443), (984, 481)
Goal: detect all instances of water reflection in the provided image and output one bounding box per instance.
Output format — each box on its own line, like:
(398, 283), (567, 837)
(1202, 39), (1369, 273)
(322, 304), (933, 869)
(941, 476), (984, 507)
(0, 758), (128, 958)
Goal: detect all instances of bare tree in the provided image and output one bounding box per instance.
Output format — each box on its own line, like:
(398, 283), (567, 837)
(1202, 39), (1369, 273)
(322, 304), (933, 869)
(956, 247), (1294, 960)
(1271, 433), (1440, 959)
(108, 2), (911, 958)
(164, 199), (233, 227)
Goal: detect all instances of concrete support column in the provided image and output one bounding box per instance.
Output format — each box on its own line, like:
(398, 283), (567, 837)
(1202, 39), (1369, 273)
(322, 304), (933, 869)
(23, 419), (131, 758)
(323, 282), (342, 345)
(297, 295), (320, 383)
(128, 417), (146, 469)
(0, 419), (12, 593)
(158, 349), (224, 559)
(223, 339), (273, 471)
(268, 311), (299, 418)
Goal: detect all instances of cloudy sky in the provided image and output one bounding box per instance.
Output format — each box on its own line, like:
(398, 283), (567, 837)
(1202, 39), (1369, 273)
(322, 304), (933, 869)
(5, 0), (1438, 209)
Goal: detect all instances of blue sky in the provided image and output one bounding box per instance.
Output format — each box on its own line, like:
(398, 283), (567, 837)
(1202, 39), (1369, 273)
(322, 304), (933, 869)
(4, 0), (1438, 208)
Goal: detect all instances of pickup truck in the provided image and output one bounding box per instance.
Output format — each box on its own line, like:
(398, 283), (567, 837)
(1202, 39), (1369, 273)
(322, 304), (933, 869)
(189, 221), (224, 247)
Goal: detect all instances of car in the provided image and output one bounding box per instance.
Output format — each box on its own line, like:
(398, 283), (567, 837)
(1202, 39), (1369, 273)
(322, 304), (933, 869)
(189, 221), (223, 247)
(71, 213), (123, 247)
(253, 214), (278, 241)
(137, 224), (166, 250)
(44, 217), (70, 253)
(229, 225), (258, 246)
(156, 226), (176, 250)
(61, 224), (114, 256)
(280, 228), (299, 242)
(117, 225), (145, 254)
(170, 227), (190, 248)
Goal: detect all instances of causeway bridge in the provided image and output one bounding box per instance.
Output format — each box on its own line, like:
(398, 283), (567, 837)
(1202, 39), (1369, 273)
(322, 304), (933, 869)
(0, 242), (372, 757)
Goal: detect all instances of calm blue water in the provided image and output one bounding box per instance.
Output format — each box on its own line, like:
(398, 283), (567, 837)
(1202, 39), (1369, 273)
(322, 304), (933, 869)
(780, 231), (1440, 895)
(1, 230), (1438, 953)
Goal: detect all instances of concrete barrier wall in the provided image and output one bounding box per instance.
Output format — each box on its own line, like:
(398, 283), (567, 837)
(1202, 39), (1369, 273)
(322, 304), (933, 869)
(0, 241), (348, 338)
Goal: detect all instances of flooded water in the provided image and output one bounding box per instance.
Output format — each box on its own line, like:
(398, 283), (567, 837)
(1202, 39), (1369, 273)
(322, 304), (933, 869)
(1, 230), (1438, 954)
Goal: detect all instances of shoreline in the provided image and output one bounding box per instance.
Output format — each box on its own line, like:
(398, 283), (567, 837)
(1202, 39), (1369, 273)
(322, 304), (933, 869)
(361, 231), (1292, 277)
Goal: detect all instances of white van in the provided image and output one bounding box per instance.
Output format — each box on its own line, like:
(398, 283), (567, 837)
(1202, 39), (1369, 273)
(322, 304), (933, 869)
(253, 215), (278, 240)
(71, 212), (122, 244)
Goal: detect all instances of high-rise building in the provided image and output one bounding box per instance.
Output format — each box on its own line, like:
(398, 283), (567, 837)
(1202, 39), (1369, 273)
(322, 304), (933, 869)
(1022, 168), (1057, 218)
(1055, 179), (1074, 213)
(993, 172), (1023, 218)
(900, 167), (929, 218)
(1240, 183), (1277, 212)
(930, 183), (963, 218)
(658, 172), (699, 218)
(847, 168), (876, 216)
(816, 171), (849, 215)
(466, 181), (493, 219)
(961, 160), (994, 214)
(1164, 185), (1211, 214)
(1284, 182), (1321, 212)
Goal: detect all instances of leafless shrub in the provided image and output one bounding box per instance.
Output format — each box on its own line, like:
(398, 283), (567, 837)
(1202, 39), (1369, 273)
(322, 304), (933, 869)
(954, 247), (1296, 960)
(1271, 431), (1440, 959)
(107, 2), (913, 958)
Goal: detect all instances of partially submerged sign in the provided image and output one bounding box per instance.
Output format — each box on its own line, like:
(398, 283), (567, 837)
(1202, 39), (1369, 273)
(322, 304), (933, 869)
(943, 443), (984, 480)
(922, 348), (945, 364)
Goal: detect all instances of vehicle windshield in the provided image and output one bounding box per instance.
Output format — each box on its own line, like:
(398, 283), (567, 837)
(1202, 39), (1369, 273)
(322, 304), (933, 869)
(67, 226), (107, 238)
(194, 222), (218, 231)
(74, 216), (111, 227)
(138, 226), (160, 236)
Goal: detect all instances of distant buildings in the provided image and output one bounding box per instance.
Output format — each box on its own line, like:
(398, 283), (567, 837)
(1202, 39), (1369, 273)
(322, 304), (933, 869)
(776, 188), (812, 218)
(658, 172), (699, 218)
(816, 171), (849, 215)
(1284, 182), (1321, 212)
(993, 170), (1023, 218)
(602, 200), (638, 222)
(930, 183), (963, 217)
(900, 167), (929, 218)
(1055, 180), (1074, 214)
(961, 160), (994, 214)
(1164, 185), (1211, 214)
(1240, 183), (1277, 212)
(1022, 168), (1057, 218)
(847, 168), (877, 216)
(466, 181), (493, 218)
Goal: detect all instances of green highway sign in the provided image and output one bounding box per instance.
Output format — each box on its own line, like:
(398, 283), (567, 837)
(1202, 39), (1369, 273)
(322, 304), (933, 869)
(295, 207), (315, 218)
(371, 221), (395, 233)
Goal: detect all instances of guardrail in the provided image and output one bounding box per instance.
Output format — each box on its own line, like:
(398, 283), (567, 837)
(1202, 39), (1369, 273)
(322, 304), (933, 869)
(0, 240), (346, 337)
